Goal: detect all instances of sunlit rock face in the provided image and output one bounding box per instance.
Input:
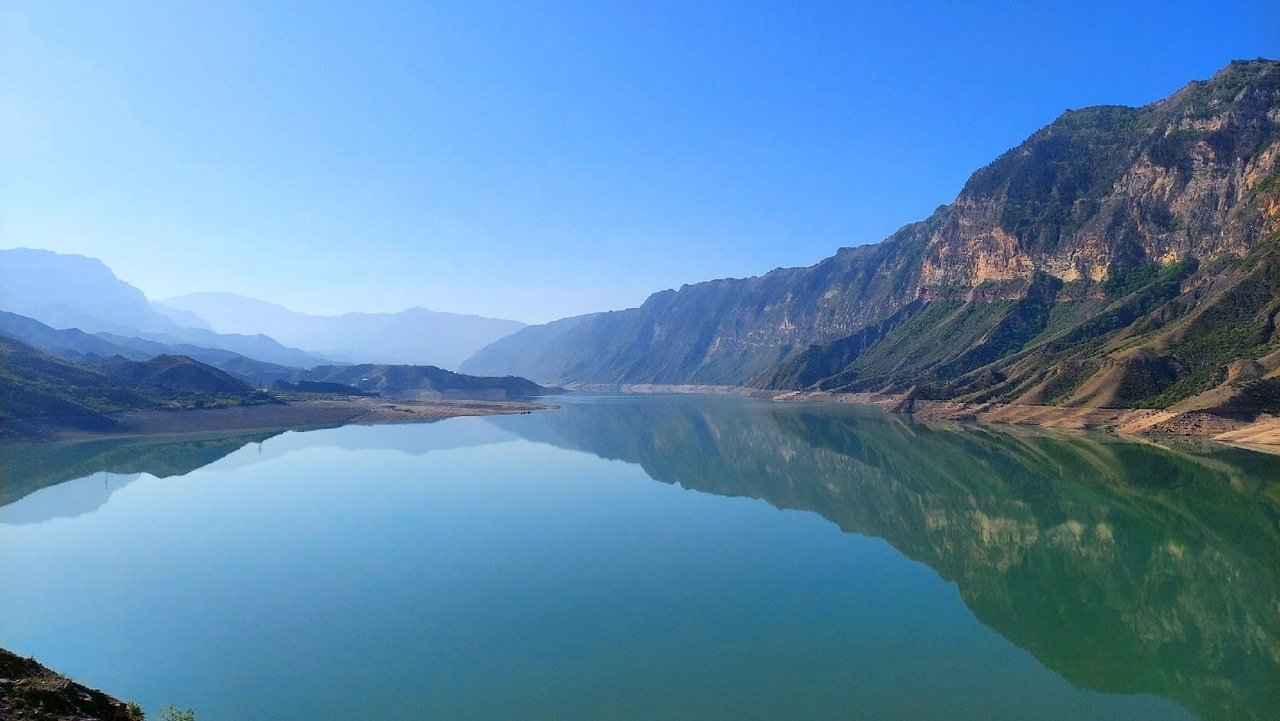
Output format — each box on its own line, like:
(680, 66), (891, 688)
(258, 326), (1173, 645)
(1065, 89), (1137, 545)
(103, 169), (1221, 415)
(922, 61), (1280, 289)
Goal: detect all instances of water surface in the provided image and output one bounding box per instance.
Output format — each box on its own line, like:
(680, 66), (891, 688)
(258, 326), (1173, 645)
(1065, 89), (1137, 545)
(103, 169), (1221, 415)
(2, 396), (1276, 720)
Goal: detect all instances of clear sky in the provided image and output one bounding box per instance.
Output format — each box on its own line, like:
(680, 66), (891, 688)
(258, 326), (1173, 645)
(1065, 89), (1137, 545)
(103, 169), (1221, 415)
(2, 1), (1277, 323)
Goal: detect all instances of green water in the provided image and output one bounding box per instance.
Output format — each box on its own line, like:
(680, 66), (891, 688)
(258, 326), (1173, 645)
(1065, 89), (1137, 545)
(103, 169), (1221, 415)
(1, 395), (1277, 720)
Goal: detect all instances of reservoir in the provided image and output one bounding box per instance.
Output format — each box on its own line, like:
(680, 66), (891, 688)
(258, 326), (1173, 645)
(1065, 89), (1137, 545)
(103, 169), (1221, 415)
(2, 395), (1276, 720)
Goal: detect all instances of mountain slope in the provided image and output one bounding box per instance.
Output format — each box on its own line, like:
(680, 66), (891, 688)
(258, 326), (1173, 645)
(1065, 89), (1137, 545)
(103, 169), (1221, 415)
(0, 335), (271, 430)
(295, 363), (553, 400)
(463, 59), (1280, 413)
(0, 310), (300, 384)
(0, 248), (179, 333)
(160, 292), (525, 369)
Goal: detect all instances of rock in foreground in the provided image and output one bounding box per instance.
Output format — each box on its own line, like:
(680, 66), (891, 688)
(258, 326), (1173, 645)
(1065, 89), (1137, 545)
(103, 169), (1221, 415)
(0, 648), (142, 721)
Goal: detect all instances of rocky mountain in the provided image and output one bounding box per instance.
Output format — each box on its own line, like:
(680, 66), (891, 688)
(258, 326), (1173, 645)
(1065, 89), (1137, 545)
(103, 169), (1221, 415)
(0, 248), (335, 368)
(463, 60), (1280, 414)
(160, 291), (525, 370)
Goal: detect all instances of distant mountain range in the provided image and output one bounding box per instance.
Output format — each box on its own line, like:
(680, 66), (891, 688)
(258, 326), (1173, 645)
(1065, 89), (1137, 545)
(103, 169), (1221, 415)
(0, 248), (526, 371)
(461, 59), (1280, 416)
(0, 310), (300, 383)
(0, 248), (334, 368)
(0, 249), (549, 431)
(0, 312), (555, 431)
(0, 332), (273, 431)
(158, 292), (525, 370)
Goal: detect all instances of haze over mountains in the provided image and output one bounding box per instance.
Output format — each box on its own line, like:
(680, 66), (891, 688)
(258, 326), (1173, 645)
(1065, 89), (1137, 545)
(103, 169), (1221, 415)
(0, 248), (549, 429)
(159, 292), (524, 369)
(462, 59), (1280, 417)
(0, 248), (332, 368)
(0, 247), (526, 371)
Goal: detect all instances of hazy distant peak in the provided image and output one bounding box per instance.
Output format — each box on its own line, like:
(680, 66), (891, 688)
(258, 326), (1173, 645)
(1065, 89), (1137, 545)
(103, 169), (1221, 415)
(161, 291), (527, 369)
(162, 291), (297, 313)
(0, 247), (175, 334)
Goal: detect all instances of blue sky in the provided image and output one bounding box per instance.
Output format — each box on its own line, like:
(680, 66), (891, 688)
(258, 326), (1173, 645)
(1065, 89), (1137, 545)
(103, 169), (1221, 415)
(2, 1), (1277, 323)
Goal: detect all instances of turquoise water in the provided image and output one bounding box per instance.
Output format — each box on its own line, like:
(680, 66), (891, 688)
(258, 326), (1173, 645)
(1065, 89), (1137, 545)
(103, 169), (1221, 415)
(2, 395), (1277, 720)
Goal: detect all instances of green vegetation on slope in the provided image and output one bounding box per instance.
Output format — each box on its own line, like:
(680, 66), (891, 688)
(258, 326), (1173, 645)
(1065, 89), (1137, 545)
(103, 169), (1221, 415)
(296, 363), (554, 400)
(0, 335), (275, 429)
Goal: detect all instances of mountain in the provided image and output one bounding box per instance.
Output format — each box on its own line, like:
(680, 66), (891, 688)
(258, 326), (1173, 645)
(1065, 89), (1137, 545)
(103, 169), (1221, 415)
(462, 60), (1280, 414)
(293, 363), (554, 400)
(0, 313), (553, 428)
(0, 310), (300, 384)
(0, 248), (336, 368)
(0, 334), (272, 431)
(150, 301), (213, 330)
(0, 248), (178, 333)
(159, 291), (525, 369)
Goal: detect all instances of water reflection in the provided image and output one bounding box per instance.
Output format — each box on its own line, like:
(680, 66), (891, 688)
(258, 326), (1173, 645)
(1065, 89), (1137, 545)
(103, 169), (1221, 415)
(2, 397), (1277, 720)
(0, 432), (280, 520)
(487, 396), (1280, 721)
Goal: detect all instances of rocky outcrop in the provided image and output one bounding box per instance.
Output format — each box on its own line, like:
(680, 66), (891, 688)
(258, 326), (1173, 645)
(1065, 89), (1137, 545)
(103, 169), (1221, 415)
(0, 648), (143, 721)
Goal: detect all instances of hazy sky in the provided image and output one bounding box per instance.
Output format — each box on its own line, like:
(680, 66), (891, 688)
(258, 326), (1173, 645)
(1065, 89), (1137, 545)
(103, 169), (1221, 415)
(2, 1), (1277, 323)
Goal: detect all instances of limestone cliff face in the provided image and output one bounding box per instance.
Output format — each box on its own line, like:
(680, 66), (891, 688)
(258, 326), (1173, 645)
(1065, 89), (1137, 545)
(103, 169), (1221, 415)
(462, 60), (1280, 402)
(922, 62), (1280, 290)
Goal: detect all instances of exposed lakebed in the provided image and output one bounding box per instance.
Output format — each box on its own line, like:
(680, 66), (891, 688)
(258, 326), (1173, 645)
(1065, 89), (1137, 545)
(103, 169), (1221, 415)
(2, 396), (1276, 720)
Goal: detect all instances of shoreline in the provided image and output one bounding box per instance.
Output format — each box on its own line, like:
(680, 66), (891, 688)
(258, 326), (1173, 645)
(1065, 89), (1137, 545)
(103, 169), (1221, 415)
(588, 384), (1280, 453)
(6, 385), (1277, 453)
(3, 397), (557, 444)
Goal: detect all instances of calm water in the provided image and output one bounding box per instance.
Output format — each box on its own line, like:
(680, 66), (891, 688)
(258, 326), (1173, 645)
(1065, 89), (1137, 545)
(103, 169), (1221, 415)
(2, 395), (1277, 720)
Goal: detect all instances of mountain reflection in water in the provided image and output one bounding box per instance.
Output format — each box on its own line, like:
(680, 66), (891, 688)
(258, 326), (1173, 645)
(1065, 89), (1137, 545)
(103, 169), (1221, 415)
(487, 396), (1280, 721)
(2, 396), (1276, 721)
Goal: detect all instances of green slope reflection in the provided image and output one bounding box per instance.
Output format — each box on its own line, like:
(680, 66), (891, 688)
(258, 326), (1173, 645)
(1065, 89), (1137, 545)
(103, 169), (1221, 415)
(0, 432), (281, 519)
(487, 396), (1280, 721)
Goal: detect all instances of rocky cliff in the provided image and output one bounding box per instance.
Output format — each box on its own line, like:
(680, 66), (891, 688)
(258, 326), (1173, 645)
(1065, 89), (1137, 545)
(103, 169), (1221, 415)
(462, 60), (1280, 412)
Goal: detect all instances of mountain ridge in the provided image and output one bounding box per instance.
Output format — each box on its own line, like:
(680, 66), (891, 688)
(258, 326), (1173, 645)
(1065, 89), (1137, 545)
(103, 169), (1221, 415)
(462, 59), (1280, 415)
(0, 248), (337, 368)
(160, 291), (525, 369)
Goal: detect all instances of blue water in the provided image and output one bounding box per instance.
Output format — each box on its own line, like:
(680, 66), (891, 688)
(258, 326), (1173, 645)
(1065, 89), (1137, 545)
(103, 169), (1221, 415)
(3, 396), (1276, 720)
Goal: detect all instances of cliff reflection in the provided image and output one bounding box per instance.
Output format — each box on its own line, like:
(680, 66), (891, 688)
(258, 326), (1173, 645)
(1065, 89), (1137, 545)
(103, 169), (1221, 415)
(489, 396), (1280, 721)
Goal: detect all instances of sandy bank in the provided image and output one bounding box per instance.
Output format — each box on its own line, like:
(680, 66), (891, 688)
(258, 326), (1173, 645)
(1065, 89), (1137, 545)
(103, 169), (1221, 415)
(8, 397), (556, 443)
